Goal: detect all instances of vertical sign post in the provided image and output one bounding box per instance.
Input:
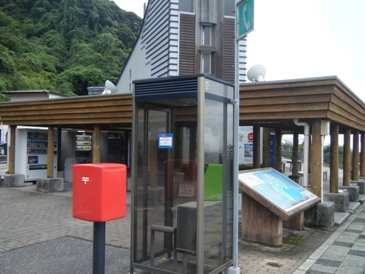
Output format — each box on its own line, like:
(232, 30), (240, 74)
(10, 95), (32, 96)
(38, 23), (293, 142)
(227, 1), (254, 273)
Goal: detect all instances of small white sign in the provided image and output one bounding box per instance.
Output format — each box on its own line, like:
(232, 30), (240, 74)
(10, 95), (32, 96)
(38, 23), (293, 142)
(178, 183), (194, 197)
(158, 134), (173, 149)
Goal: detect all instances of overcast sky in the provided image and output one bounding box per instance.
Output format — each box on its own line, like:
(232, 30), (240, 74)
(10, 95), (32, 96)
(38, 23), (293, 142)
(114, 0), (365, 102)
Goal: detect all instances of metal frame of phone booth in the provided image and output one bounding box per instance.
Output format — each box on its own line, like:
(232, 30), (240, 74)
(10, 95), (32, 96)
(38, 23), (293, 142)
(130, 74), (236, 274)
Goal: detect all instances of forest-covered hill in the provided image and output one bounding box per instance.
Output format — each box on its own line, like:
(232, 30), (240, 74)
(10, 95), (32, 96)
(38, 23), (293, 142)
(0, 0), (142, 98)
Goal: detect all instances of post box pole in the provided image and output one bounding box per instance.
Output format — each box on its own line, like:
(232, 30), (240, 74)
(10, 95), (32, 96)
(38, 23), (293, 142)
(93, 222), (106, 274)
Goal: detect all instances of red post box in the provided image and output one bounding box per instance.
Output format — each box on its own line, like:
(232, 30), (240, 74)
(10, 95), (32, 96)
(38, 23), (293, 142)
(72, 163), (127, 222)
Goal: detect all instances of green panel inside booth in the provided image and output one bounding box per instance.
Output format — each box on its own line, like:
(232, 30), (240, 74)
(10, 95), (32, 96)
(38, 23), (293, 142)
(204, 164), (223, 200)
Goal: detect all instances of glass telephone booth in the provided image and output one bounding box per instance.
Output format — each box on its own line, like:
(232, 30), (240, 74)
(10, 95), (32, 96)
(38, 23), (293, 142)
(131, 74), (235, 273)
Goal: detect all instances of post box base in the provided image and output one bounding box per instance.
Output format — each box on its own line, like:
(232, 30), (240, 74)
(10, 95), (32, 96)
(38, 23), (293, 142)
(226, 266), (241, 274)
(36, 178), (64, 193)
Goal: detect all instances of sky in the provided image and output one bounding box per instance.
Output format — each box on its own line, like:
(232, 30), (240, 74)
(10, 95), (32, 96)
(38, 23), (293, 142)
(114, 0), (365, 102)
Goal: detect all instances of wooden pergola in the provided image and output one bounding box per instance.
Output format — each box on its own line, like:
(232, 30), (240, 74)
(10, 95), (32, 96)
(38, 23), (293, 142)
(0, 75), (363, 199)
(0, 94), (132, 176)
(239, 75), (365, 198)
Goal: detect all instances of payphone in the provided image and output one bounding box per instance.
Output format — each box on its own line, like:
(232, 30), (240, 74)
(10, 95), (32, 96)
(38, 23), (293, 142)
(131, 74), (236, 273)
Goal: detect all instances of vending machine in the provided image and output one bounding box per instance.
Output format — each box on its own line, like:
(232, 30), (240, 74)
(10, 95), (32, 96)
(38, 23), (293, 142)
(15, 127), (58, 182)
(75, 133), (92, 163)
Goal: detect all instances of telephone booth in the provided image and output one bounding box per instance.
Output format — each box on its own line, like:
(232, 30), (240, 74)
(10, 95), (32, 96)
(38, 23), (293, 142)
(131, 74), (235, 273)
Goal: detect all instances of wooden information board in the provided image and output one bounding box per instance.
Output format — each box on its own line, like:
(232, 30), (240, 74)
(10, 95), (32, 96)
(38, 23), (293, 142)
(239, 168), (320, 246)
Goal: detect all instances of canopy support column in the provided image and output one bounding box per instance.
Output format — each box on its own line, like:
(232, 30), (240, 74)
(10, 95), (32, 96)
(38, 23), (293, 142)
(361, 133), (365, 177)
(274, 129), (282, 172)
(8, 125), (16, 174)
(93, 125), (101, 163)
(343, 128), (351, 186)
(262, 128), (271, 168)
(47, 127), (54, 178)
(253, 126), (261, 168)
(310, 119), (322, 198)
(292, 129), (299, 176)
(330, 123), (339, 193)
(352, 130), (360, 181)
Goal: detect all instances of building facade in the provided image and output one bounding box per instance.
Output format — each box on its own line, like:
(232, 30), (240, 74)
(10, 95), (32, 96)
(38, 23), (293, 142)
(116, 0), (247, 93)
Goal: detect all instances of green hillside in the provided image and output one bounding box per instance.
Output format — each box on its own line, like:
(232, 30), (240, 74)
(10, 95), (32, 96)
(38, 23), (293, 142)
(0, 0), (142, 98)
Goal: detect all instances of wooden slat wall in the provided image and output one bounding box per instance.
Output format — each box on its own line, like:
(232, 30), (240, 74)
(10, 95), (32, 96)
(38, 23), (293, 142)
(239, 77), (365, 131)
(0, 94), (132, 128)
(179, 14), (196, 75)
(0, 77), (364, 133)
(222, 18), (235, 84)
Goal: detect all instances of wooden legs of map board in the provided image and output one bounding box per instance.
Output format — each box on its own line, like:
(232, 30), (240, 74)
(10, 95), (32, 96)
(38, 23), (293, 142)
(241, 192), (304, 246)
(283, 211), (304, 231)
(241, 192), (282, 246)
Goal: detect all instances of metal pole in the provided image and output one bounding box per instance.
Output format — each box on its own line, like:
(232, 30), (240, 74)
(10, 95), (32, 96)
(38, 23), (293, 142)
(226, 5), (241, 273)
(232, 32), (239, 271)
(93, 222), (106, 274)
(197, 77), (206, 274)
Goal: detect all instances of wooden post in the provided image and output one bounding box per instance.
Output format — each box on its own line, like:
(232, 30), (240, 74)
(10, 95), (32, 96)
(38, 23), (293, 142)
(92, 125), (101, 163)
(330, 123), (339, 193)
(308, 137), (312, 174)
(310, 120), (321, 197)
(283, 212), (304, 230)
(241, 192), (283, 246)
(47, 127), (54, 178)
(343, 128), (351, 186)
(352, 130), (359, 181)
(361, 133), (365, 177)
(274, 128), (282, 172)
(262, 128), (271, 168)
(253, 125), (260, 168)
(57, 127), (62, 173)
(292, 129), (299, 176)
(8, 125), (16, 174)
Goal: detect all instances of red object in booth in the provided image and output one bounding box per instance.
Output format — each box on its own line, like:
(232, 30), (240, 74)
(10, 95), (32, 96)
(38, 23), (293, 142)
(72, 163), (127, 222)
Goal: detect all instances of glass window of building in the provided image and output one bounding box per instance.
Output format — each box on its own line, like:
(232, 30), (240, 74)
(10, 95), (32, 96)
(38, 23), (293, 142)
(202, 25), (212, 46)
(224, 0), (235, 17)
(179, 0), (195, 12)
(201, 52), (211, 74)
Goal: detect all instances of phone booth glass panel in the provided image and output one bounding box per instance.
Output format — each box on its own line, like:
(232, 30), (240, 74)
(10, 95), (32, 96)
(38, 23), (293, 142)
(131, 75), (235, 274)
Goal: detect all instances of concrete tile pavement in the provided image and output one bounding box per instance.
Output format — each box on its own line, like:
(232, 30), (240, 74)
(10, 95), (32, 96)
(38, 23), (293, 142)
(237, 222), (336, 273)
(0, 184), (364, 273)
(294, 204), (365, 274)
(0, 186), (131, 273)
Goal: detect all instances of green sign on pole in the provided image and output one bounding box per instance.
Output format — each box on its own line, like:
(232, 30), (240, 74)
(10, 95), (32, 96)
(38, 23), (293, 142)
(237, 0), (254, 40)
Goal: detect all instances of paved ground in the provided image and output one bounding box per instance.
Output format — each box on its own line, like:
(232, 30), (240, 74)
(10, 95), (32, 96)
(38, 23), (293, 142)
(295, 207), (365, 274)
(0, 183), (364, 273)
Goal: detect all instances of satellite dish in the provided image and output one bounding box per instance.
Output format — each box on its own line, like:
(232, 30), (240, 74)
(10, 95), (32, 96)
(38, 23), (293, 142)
(102, 80), (118, 95)
(247, 65), (266, 82)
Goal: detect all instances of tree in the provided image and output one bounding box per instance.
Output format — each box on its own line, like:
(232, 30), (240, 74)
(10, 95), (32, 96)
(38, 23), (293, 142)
(0, 0), (142, 98)
(282, 140), (293, 151)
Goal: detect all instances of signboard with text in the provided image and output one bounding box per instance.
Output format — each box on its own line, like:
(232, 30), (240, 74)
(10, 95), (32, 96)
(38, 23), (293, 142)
(238, 126), (253, 164)
(158, 134), (173, 149)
